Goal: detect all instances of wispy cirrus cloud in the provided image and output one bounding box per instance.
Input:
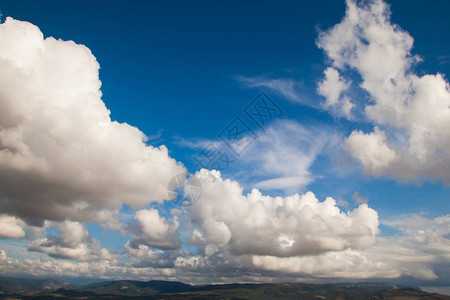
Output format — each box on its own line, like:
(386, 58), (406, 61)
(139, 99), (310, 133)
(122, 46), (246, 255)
(237, 75), (319, 108)
(176, 119), (340, 193)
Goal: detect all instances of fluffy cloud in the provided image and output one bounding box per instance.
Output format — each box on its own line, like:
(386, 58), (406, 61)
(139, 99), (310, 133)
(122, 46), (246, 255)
(128, 209), (181, 250)
(0, 18), (185, 226)
(0, 214), (26, 238)
(0, 249), (176, 281)
(188, 169), (379, 257)
(1, 213), (449, 283)
(28, 220), (115, 261)
(317, 67), (353, 118)
(365, 214), (450, 281)
(125, 241), (181, 268)
(318, 0), (450, 184)
(251, 212), (450, 281)
(345, 127), (397, 176)
(252, 249), (399, 279)
(177, 213), (450, 282)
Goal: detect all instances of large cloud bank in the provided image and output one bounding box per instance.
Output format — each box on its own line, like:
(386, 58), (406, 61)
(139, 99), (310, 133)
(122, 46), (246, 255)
(188, 169), (379, 256)
(0, 17), (185, 227)
(317, 0), (450, 184)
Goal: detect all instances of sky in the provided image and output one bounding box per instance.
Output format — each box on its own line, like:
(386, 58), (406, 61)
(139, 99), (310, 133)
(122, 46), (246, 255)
(0, 0), (450, 293)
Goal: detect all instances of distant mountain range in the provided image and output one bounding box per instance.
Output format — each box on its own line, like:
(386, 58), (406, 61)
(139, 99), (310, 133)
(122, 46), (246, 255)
(0, 276), (449, 299)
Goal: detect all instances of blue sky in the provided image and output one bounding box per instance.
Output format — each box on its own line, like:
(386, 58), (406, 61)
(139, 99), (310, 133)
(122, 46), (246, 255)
(0, 0), (450, 292)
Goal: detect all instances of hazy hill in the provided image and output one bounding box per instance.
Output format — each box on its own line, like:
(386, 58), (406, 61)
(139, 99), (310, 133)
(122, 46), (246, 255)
(74, 279), (193, 296)
(0, 276), (71, 296)
(0, 276), (449, 299)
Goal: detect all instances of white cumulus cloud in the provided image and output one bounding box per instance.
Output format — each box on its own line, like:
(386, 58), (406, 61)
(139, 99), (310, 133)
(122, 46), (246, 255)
(28, 220), (115, 261)
(318, 0), (450, 184)
(188, 169), (379, 257)
(317, 67), (353, 118)
(0, 214), (26, 238)
(0, 17), (185, 226)
(128, 208), (182, 250)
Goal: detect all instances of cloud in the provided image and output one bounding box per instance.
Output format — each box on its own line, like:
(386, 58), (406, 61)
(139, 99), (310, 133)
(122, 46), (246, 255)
(0, 18), (185, 226)
(317, 0), (450, 184)
(237, 76), (315, 107)
(0, 249), (176, 281)
(0, 6), (449, 287)
(337, 199), (349, 207)
(0, 214), (26, 238)
(176, 212), (450, 282)
(254, 176), (311, 190)
(125, 241), (182, 268)
(1, 213), (449, 283)
(366, 214), (450, 281)
(180, 119), (338, 192)
(28, 220), (115, 261)
(241, 120), (335, 191)
(345, 127), (397, 176)
(179, 213), (449, 282)
(353, 192), (368, 204)
(438, 55), (450, 65)
(128, 209), (182, 250)
(252, 249), (400, 279)
(317, 67), (353, 118)
(237, 76), (302, 102)
(188, 169), (379, 257)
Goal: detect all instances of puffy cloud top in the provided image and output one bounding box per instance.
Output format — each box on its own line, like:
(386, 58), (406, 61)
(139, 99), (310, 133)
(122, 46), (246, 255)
(0, 18), (185, 226)
(130, 208), (182, 250)
(318, 0), (450, 184)
(189, 169), (379, 257)
(0, 214), (26, 238)
(317, 67), (353, 118)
